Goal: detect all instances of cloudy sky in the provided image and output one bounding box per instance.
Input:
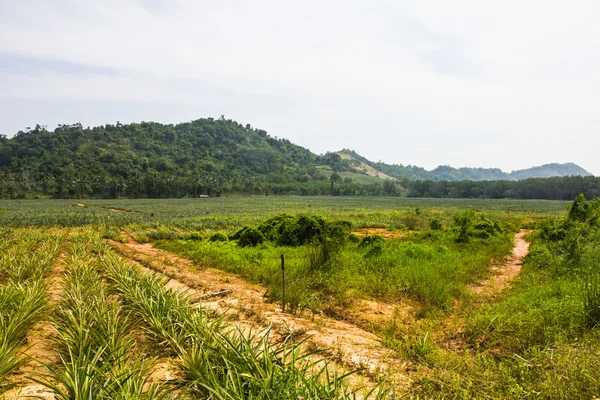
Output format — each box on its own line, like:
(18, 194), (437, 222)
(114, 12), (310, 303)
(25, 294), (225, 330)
(1, 0), (599, 174)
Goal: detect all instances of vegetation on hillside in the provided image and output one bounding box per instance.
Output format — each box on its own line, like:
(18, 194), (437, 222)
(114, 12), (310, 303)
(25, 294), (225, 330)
(0, 119), (369, 198)
(339, 149), (591, 182)
(0, 118), (594, 200)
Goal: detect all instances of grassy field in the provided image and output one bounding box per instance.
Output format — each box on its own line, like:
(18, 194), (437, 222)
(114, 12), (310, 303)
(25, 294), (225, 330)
(3, 196), (600, 399)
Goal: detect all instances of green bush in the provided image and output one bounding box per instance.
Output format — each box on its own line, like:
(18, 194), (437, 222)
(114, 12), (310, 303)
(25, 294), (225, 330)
(237, 227), (265, 248)
(429, 218), (443, 231)
(147, 230), (178, 241)
(347, 233), (361, 243)
(236, 214), (350, 248)
(187, 232), (204, 241)
(209, 232), (228, 242)
(452, 210), (504, 242)
(358, 235), (384, 249)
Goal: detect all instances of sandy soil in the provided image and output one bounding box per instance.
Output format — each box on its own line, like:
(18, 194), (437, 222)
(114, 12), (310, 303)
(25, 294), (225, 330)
(108, 234), (411, 391)
(353, 228), (406, 239)
(469, 229), (531, 297)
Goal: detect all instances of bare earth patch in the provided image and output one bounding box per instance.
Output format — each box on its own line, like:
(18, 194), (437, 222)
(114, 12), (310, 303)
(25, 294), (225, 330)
(108, 234), (411, 392)
(353, 228), (406, 239)
(469, 229), (531, 297)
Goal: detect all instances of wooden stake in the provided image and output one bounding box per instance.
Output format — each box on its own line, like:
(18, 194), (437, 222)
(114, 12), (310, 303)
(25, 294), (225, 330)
(281, 254), (286, 313)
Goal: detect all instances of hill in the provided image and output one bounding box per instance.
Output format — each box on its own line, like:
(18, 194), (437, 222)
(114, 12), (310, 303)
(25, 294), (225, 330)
(0, 119), (379, 198)
(0, 117), (593, 199)
(338, 150), (592, 182)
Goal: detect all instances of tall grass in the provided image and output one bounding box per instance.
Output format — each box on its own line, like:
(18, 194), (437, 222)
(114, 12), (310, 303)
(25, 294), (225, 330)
(156, 230), (513, 311)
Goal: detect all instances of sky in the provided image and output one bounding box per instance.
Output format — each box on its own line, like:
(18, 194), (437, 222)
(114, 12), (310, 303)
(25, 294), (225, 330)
(1, 0), (599, 174)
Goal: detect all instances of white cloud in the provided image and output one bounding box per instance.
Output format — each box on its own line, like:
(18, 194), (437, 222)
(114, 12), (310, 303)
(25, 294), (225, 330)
(0, 0), (599, 174)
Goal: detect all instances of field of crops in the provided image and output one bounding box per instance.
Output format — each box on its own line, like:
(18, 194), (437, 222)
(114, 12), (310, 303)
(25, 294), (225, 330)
(2, 196), (600, 399)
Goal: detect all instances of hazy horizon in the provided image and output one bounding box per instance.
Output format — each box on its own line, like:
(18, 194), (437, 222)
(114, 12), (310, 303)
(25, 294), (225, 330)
(1, 1), (599, 174)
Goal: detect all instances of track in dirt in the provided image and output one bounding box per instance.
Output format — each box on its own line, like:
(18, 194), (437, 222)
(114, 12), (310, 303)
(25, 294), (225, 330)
(469, 229), (531, 298)
(108, 234), (411, 390)
(442, 229), (531, 352)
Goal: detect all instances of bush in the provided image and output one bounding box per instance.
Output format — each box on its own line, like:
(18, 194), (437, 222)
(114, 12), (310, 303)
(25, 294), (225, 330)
(584, 263), (600, 327)
(148, 231), (178, 241)
(257, 214), (296, 241)
(239, 214), (349, 248)
(429, 218), (443, 231)
(358, 235), (384, 249)
(187, 232), (204, 241)
(237, 227), (265, 248)
(347, 233), (361, 243)
(452, 210), (504, 242)
(524, 245), (554, 270)
(278, 215), (326, 246)
(209, 232), (228, 242)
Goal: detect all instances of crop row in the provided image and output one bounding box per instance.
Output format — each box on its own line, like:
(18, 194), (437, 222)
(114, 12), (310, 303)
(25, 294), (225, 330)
(0, 230), (61, 393)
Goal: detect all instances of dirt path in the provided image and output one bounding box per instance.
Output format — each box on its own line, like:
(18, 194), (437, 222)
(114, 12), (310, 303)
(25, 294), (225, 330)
(439, 229), (532, 352)
(352, 228), (406, 239)
(108, 235), (410, 392)
(469, 229), (531, 298)
(3, 245), (67, 399)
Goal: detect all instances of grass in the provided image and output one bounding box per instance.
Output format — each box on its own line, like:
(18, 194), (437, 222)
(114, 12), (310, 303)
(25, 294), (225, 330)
(3, 196), (598, 398)
(96, 237), (390, 399)
(154, 221), (513, 312)
(408, 206), (600, 399)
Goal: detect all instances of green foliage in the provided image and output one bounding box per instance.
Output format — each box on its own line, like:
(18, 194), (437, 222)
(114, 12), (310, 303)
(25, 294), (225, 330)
(237, 214), (350, 249)
(347, 233), (361, 243)
(583, 262), (600, 327)
(452, 210), (505, 243)
(186, 232), (204, 241)
(147, 230), (179, 241)
(569, 193), (592, 222)
(358, 235), (385, 249)
(236, 227), (265, 248)
(429, 217), (443, 230)
(100, 244), (387, 398)
(208, 232), (228, 242)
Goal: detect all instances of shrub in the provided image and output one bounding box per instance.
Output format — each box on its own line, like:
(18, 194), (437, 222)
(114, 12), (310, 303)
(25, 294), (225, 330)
(583, 263), (600, 327)
(278, 215), (326, 246)
(209, 232), (228, 242)
(148, 230), (178, 241)
(257, 214), (296, 241)
(358, 235), (384, 249)
(524, 245), (554, 270)
(237, 227), (265, 248)
(347, 233), (361, 243)
(429, 218), (443, 231)
(187, 232), (204, 241)
(359, 235), (384, 258)
(452, 210), (504, 242)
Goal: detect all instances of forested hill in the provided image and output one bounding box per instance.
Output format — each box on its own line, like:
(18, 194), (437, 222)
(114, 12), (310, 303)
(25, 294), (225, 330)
(0, 117), (594, 199)
(338, 150), (591, 181)
(0, 118), (358, 198)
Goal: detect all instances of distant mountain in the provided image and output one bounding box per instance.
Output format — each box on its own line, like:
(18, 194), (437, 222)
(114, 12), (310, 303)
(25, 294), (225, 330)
(338, 150), (592, 182)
